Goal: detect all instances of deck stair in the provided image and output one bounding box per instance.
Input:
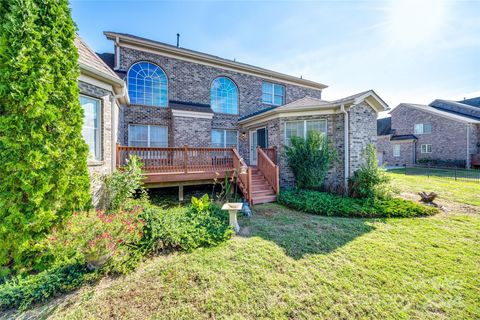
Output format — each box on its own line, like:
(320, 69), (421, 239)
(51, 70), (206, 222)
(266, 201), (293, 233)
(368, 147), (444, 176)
(249, 167), (277, 204)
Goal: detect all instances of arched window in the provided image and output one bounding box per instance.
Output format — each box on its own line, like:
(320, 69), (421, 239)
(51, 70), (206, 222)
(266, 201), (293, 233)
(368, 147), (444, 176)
(210, 77), (238, 114)
(127, 62), (168, 107)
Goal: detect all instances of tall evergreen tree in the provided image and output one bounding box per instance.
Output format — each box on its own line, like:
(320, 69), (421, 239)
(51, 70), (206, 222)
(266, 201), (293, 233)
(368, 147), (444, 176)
(0, 0), (91, 273)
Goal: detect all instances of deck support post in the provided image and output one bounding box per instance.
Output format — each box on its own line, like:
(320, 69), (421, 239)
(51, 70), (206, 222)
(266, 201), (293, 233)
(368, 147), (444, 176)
(179, 184), (184, 202)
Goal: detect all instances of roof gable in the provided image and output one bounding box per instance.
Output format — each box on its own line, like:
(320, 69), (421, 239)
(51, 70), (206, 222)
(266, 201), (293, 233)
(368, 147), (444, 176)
(75, 35), (120, 80)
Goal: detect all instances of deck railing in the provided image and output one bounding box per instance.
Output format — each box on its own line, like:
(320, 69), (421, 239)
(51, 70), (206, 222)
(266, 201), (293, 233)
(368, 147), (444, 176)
(116, 144), (235, 173)
(232, 148), (252, 203)
(261, 147), (277, 164)
(257, 147), (280, 194)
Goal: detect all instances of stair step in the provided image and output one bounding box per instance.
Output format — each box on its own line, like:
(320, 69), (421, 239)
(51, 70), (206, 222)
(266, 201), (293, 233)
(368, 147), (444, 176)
(251, 195), (277, 205)
(251, 184), (272, 191)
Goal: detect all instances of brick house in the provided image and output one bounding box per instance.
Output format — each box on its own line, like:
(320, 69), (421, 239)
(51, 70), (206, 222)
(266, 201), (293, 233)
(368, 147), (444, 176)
(77, 32), (388, 204)
(377, 99), (480, 168)
(75, 35), (128, 205)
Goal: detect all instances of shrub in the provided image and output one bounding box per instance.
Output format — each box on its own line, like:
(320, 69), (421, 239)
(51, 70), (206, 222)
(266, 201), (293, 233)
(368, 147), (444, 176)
(0, 0), (91, 275)
(42, 208), (144, 275)
(278, 189), (438, 218)
(284, 131), (336, 189)
(103, 155), (146, 211)
(137, 195), (233, 253)
(349, 144), (391, 199)
(0, 264), (95, 311)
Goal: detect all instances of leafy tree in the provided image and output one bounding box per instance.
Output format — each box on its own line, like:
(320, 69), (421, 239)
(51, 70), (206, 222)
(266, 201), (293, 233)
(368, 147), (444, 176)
(0, 0), (91, 274)
(284, 131), (336, 189)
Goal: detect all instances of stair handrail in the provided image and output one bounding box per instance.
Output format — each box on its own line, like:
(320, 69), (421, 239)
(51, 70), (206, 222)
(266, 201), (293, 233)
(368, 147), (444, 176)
(257, 147), (280, 194)
(232, 148), (251, 203)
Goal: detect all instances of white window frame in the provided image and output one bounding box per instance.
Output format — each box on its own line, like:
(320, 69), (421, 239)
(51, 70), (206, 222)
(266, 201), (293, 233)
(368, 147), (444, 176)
(421, 144), (432, 153)
(393, 144), (401, 157)
(262, 81), (285, 106)
(128, 124), (168, 147)
(80, 95), (102, 161)
(284, 119), (327, 145)
(212, 129), (238, 148)
(414, 123), (432, 134)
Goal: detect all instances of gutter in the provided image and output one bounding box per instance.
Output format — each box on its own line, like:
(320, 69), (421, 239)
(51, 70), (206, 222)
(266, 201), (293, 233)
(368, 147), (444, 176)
(466, 124), (470, 168)
(340, 104), (349, 194)
(110, 84), (127, 172)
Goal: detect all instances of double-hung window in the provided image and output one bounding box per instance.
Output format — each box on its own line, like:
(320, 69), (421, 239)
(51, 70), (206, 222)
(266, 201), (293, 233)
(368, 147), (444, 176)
(128, 125), (168, 147)
(212, 129), (238, 148)
(285, 119), (327, 145)
(414, 123), (432, 134)
(393, 144), (401, 157)
(80, 95), (101, 161)
(421, 144), (432, 153)
(262, 81), (285, 105)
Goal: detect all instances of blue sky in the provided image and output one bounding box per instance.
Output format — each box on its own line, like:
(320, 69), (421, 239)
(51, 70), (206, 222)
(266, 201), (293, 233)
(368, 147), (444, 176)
(71, 0), (480, 110)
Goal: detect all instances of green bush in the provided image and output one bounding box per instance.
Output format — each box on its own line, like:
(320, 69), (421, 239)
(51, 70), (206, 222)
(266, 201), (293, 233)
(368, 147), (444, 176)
(41, 208), (145, 275)
(278, 189), (438, 218)
(0, 264), (95, 311)
(284, 131), (336, 189)
(349, 144), (391, 199)
(103, 155), (146, 211)
(0, 0), (91, 275)
(0, 195), (233, 311)
(138, 195), (233, 253)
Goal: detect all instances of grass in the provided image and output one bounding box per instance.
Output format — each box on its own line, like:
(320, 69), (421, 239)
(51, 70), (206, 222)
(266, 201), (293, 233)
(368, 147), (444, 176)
(387, 169), (480, 207)
(23, 211), (478, 318)
(6, 173), (479, 319)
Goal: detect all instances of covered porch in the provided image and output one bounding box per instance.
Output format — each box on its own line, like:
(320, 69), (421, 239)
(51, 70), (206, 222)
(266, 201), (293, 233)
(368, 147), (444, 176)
(116, 144), (279, 205)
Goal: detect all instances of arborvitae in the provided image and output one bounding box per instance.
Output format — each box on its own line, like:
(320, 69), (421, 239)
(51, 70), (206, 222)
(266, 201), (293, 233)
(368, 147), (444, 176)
(0, 0), (91, 274)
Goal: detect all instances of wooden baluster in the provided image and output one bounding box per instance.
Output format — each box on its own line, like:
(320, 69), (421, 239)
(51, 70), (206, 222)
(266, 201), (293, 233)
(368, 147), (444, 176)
(183, 145), (188, 173)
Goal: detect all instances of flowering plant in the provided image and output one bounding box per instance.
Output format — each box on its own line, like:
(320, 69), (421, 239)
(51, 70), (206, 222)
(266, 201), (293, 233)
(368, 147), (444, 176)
(45, 207), (144, 273)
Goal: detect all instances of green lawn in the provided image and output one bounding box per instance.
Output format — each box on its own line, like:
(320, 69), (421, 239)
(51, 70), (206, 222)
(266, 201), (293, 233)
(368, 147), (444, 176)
(25, 210), (477, 318)
(7, 173), (479, 319)
(387, 169), (480, 207)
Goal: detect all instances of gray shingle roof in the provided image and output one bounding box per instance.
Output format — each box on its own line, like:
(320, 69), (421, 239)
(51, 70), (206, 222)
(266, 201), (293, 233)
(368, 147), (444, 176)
(169, 100), (213, 113)
(75, 35), (120, 80)
(458, 97), (480, 108)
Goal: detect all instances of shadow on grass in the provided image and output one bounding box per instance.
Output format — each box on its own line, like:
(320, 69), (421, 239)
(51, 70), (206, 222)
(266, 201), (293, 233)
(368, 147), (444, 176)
(238, 203), (377, 260)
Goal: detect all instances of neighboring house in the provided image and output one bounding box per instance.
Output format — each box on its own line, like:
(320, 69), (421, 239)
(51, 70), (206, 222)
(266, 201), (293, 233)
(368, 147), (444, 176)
(75, 35), (128, 205)
(77, 32), (387, 204)
(377, 99), (480, 168)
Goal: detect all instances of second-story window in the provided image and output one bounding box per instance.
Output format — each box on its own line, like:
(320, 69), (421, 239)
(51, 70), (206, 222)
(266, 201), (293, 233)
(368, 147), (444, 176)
(210, 77), (238, 114)
(414, 123), (432, 134)
(262, 81), (285, 105)
(127, 61), (168, 107)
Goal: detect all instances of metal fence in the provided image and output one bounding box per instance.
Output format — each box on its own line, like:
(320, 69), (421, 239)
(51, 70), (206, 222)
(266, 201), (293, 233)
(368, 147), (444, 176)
(401, 165), (480, 183)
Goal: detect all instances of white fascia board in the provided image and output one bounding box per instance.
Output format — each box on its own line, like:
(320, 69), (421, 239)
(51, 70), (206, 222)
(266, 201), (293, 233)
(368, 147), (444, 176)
(171, 109), (214, 119)
(239, 107), (339, 127)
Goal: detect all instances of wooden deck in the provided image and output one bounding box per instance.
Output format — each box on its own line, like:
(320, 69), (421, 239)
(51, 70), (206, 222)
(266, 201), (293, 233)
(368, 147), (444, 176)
(116, 145), (280, 205)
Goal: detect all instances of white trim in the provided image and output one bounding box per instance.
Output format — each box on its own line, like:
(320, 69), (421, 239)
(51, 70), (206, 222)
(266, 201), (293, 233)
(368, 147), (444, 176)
(171, 109), (214, 119)
(249, 127), (267, 165)
(212, 129), (238, 148)
(80, 95), (102, 161)
(283, 119), (328, 146)
(240, 108), (339, 127)
(393, 144), (401, 157)
(106, 38), (327, 91)
(420, 144), (432, 154)
(128, 124), (168, 147)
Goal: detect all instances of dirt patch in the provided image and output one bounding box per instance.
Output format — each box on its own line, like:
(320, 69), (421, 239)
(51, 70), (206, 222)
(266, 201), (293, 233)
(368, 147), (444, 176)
(399, 192), (479, 215)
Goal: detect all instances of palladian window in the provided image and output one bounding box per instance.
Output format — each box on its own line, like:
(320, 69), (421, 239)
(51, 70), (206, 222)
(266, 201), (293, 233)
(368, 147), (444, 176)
(210, 77), (238, 114)
(127, 61), (168, 107)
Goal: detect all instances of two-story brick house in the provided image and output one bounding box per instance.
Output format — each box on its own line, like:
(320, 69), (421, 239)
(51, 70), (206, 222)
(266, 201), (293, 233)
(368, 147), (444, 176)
(80, 32), (388, 204)
(377, 99), (480, 168)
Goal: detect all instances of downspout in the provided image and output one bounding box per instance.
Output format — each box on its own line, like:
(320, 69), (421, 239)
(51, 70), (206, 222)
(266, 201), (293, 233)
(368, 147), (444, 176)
(110, 84), (127, 172)
(340, 104), (349, 194)
(466, 124), (470, 168)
